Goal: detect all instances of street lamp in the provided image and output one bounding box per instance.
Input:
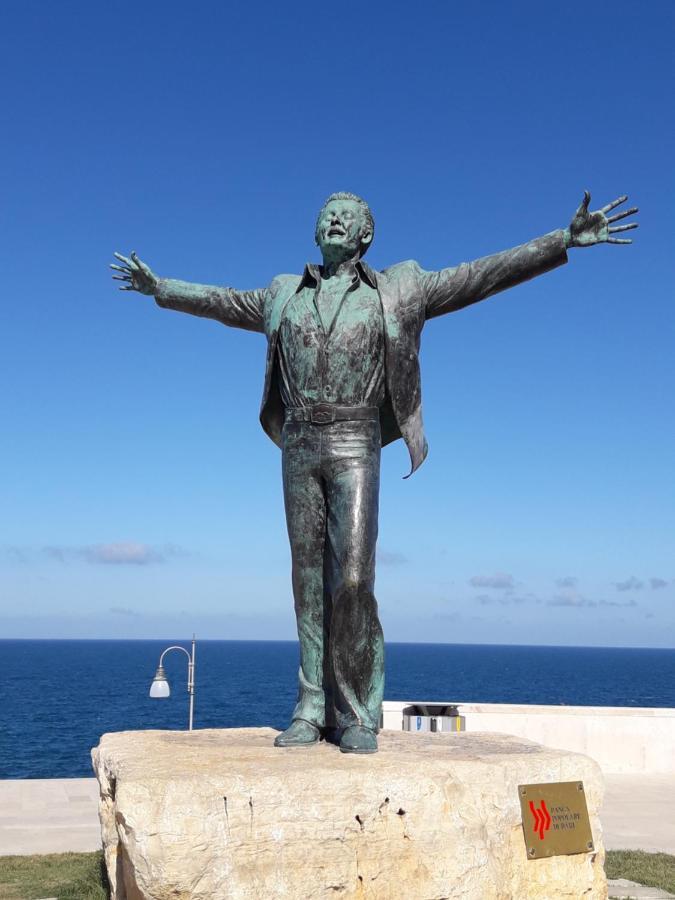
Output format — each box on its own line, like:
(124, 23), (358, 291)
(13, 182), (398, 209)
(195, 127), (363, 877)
(149, 634), (196, 731)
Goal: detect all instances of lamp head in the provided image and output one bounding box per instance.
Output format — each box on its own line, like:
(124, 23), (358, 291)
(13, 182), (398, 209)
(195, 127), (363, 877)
(149, 664), (170, 698)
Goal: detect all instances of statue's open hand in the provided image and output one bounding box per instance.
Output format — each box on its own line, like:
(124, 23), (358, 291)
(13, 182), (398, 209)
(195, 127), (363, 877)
(110, 251), (158, 294)
(567, 192), (639, 248)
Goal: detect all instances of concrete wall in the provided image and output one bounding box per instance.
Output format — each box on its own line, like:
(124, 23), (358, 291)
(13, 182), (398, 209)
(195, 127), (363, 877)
(382, 700), (675, 774)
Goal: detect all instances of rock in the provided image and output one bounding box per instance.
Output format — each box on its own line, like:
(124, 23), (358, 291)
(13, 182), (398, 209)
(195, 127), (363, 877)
(91, 728), (607, 899)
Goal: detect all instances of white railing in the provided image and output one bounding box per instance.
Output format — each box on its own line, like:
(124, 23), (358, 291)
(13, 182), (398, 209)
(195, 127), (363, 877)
(383, 700), (675, 774)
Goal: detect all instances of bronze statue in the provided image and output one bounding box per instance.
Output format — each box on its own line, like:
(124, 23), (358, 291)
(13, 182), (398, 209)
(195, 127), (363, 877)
(111, 190), (637, 753)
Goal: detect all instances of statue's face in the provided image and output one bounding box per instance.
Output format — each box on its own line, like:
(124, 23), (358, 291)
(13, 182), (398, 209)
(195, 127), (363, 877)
(316, 199), (371, 260)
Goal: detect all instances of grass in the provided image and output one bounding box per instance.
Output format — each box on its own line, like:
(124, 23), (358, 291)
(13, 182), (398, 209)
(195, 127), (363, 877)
(0, 849), (673, 899)
(606, 850), (675, 895)
(0, 851), (108, 900)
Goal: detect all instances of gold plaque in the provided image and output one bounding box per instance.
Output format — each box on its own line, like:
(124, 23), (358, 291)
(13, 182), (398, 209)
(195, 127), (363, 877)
(518, 781), (594, 859)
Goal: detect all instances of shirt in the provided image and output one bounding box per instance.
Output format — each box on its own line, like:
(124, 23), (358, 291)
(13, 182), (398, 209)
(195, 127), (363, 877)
(276, 261), (385, 409)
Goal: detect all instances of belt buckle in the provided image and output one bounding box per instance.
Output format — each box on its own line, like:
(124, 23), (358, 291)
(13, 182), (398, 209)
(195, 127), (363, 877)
(311, 402), (335, 425)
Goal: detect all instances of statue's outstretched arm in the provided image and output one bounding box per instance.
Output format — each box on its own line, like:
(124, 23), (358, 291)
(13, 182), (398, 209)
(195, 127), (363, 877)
(421, 193), (638, 321)
(110, 251), (265, 334)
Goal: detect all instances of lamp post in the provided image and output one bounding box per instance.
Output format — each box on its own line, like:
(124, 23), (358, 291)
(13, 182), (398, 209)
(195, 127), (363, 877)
(149, 634), (196, 731)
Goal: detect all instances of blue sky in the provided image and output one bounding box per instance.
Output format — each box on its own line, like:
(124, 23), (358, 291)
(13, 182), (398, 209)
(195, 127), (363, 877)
(1, 1), (673, 646)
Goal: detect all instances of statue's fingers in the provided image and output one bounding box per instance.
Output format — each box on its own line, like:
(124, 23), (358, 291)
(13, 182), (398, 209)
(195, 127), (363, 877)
(112, 274), (132, 281)
(119, 284), (134, 290)
(607, 237), (632, 244)
(114, 252), (137, 268)
(574, 191), (591, 219)
(110, 263), (130, 273)
(131, 250), (154, 276)
(608, 223), (638, 233)
(573, 190), (591, 218)
(606, 206), (638, 223)
(600, 195), (628, 214)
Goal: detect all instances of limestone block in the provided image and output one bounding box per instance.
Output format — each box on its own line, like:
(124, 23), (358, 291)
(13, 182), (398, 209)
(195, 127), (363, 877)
(91, 728), (606, 899)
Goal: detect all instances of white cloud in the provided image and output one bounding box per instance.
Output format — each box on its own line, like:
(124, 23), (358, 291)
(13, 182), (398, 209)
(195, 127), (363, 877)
(84, 542), (163, 565)
(555, 576), (578, 588)
(548, 589), (597, 608)
(649, 578), (669, 590)
(469, 573), (514, 590)
(36, 542), (189, 566)
(613, 576), (644, 592)
(377, 548), (408, 566)
(475, 592), (532, 606)
(1, 546), (30, 563)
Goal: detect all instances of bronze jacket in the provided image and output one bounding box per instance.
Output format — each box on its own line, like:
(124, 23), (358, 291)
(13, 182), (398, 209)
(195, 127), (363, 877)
(155, 229), (567, 476)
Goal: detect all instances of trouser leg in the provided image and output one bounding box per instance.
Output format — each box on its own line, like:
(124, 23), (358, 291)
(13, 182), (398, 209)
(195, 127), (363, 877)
(323, 421), (384, 732)
(282, 423), (327, 728)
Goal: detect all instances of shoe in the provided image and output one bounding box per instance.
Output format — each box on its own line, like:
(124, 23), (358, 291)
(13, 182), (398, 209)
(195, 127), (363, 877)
(274, 719), (320, 747)
(339, 725), (378, 754)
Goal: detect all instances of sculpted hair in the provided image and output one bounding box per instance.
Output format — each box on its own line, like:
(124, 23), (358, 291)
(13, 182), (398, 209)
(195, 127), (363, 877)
(315, 192), (375, 257)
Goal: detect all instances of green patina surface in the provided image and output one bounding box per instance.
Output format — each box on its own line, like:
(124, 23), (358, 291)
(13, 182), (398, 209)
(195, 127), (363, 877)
(111, 190), (638, 754)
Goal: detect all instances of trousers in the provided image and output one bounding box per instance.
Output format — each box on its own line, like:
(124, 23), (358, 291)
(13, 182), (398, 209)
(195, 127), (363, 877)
(281, 416), (384, 732)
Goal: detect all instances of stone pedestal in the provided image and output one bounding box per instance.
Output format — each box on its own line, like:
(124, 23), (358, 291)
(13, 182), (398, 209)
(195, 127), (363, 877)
(91, 728), (607, 899)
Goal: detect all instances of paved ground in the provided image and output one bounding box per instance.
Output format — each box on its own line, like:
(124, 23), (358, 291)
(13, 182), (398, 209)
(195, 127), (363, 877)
(0, 773), (673, 856)
(608, 879), (675, 899)
(0, 778), (99, 856)
(604, 774), (675, 854)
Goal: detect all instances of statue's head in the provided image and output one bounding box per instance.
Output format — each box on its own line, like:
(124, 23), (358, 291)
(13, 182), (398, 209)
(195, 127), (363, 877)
(314, 192), (375, 263)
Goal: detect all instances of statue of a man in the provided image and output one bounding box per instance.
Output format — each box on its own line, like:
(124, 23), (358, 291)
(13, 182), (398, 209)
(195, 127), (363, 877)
(112, 190), (637, 753)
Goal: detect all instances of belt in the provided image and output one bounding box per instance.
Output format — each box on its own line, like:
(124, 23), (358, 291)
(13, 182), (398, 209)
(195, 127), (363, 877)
(285, 403), (380, 425)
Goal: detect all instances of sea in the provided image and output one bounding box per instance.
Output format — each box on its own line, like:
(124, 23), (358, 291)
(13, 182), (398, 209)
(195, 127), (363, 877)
(0, 640), (673, 780)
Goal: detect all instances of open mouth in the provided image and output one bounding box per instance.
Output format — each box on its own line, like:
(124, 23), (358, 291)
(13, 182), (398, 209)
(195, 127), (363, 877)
(328, 226), (346, 237)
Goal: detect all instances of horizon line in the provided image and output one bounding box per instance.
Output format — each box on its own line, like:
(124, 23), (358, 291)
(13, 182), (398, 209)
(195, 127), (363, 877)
(0, 637), (673, 651)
